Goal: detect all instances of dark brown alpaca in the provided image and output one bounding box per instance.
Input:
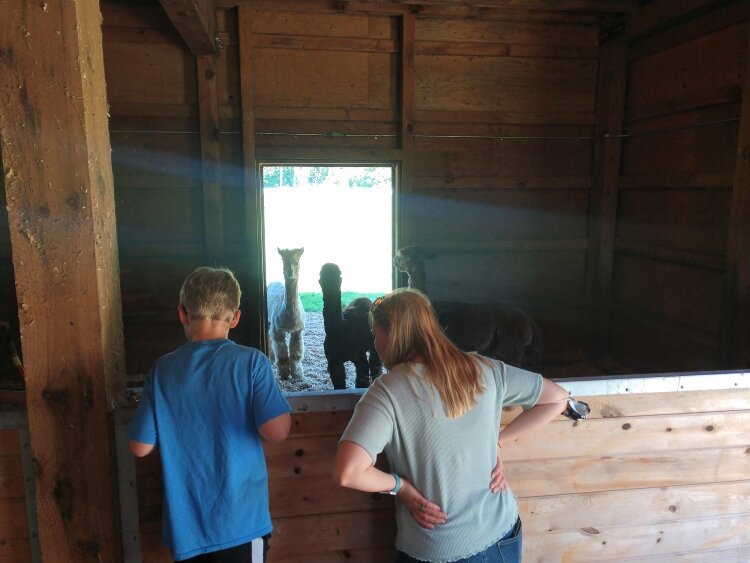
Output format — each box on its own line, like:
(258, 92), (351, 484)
(393, 246), (543, 368)
(319, 263), (382, 389)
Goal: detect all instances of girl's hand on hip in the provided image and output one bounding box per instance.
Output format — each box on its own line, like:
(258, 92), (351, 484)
(398, 477), (447, 529)
(490, 446), (507, 494)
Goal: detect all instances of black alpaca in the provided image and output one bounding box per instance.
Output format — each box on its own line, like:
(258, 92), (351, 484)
(394, 246), (543, 368)
(319, 263), (382, 389)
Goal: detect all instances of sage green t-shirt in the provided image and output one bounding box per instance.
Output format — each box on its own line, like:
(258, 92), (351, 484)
(341, 356), (542, 562)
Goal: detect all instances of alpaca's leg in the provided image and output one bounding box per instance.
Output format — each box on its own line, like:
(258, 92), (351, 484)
(267, 331), (276, 364)
(368, 348), (383, 380)
(273, 329), (291, 379)
(289, 330), (304, 378)
(353, 354), (370, 388)
(328, 363), (346, 390)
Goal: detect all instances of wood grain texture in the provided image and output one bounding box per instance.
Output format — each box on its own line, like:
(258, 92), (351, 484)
(0, 0), (126, 560)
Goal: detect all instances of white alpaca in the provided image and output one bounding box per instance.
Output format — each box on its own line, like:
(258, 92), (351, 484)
(267, 247), (305, 379)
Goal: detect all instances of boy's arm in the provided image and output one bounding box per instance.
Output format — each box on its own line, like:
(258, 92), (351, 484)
(258, 412), (291, 444)
(129, 440), (155, 457)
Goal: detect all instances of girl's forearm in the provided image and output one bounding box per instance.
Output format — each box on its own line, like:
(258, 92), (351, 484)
(333, 442), (400, 493)
(499, 401), (566, 446)
(340, 464), (398, 493)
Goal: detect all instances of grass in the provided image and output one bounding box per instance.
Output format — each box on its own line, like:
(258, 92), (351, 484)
(299, 292), (384, 313)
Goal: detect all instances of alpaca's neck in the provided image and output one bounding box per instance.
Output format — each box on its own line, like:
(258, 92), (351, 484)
(284, 277), (299, 308)
(407, 266), (426, 292)
(321, 286), (343, 331)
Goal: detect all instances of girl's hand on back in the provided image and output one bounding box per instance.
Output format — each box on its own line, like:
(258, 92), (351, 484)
(490, 445), (507, 494)
(397, 477), (447, 529)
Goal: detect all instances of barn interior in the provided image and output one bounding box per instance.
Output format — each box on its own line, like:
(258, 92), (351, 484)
(0, 0), (749, 561)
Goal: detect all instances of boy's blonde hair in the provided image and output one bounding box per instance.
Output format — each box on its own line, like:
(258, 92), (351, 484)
(179, 267), (241, 322)
(370, 288), (485, 418)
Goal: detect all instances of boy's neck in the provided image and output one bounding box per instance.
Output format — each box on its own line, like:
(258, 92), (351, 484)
(185, 319), (231, 342)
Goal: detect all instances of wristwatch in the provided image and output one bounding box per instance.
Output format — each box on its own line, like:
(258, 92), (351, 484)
(562, 397), (590, 421)
(388, 473), (401, 495)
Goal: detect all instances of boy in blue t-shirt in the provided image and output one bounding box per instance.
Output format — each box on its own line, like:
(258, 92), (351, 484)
(128, 267), (291, 562)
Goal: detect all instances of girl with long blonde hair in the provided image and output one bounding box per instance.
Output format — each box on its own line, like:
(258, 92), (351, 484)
(333, 288), (569, 563)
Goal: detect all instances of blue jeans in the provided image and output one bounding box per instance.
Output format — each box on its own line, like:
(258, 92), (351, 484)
(395, 518), (522, 563)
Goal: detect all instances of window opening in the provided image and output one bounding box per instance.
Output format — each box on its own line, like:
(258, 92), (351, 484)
(261, 164), (393, 392)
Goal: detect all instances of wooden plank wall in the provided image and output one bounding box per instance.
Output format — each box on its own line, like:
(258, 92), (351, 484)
(0, 429), (31, 562)
(609, 0), (750, 372)
(131, 386), (750, 562)
(97, 0), (607, 376)
(102, 3), (255, 374)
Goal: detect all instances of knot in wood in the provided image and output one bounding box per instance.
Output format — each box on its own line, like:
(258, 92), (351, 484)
(42, 387), (69, 405)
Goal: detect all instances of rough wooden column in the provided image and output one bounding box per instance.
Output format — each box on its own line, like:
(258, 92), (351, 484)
(0, 1), (126, 561)
(238, 5), (265, 350)
(588, 34), (628, 357)
(724, 22), (750, 366)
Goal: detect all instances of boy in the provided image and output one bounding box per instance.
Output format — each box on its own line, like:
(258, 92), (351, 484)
(128, 267), (291, 562)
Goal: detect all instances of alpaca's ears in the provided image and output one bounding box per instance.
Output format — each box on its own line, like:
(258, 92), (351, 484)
(277, 247), (304, 257)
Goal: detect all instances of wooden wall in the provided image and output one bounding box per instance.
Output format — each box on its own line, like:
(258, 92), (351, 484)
(130, 385), (750, 562)
(607, 0), (750, 372)
(1, 384), (748, 562)
(0, 429), (31, 561)
(99, 0), (610, 375)
(1, 0), (747, 380)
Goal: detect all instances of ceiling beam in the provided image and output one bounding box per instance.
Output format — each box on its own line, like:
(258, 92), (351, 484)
(218, 0), (639, 15)
(159, 0), (218, 56)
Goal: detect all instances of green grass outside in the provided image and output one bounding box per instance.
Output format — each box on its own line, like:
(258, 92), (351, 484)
(299, 292), (384, 312)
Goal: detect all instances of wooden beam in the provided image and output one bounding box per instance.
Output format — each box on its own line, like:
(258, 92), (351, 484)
(159, 0), (218, 56)
(0, 1), (126, 561)
(220, 0), (638, 14)
(197, 55), (224, 258)
(723, 21), (750, 366)
(238, 5), (265, 350)
(397, 13), (415, 256)
(588, 36), (628, 357)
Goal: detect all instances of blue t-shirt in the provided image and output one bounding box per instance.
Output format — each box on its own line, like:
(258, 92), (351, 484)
(127, 339), (291, 560)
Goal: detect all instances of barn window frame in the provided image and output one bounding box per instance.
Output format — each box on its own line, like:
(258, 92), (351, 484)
(256, 160), (401, 396)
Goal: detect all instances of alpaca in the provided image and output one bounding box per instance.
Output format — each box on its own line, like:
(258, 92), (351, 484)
(267, 247), (305, 379)
(393, 246), (543, 367)
(319, 263), (382, 389)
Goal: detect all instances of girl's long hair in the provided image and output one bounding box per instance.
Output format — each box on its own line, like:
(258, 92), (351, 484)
(370, 288), (485, 418)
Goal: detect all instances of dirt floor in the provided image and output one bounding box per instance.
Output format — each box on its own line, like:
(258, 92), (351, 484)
(274, 311), (371, 393)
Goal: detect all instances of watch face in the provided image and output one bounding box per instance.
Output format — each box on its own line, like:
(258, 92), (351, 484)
(563, 398), (590, 420)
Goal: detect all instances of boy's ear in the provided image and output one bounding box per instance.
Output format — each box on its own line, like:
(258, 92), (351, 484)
(178, 305), (189, 325)
(229, 310), (241, 329)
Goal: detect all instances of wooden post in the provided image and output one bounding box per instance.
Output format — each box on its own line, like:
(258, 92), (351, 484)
(0, 1), (126, 561)
(198, 55), (224, 259)
(238, 5), (265, 350)
(724, 22), (750, 366)
(588, 35), (628, 357)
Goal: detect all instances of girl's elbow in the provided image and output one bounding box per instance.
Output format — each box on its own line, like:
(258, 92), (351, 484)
(332, 460), (356, 488)
(332, 465), (347, 487)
